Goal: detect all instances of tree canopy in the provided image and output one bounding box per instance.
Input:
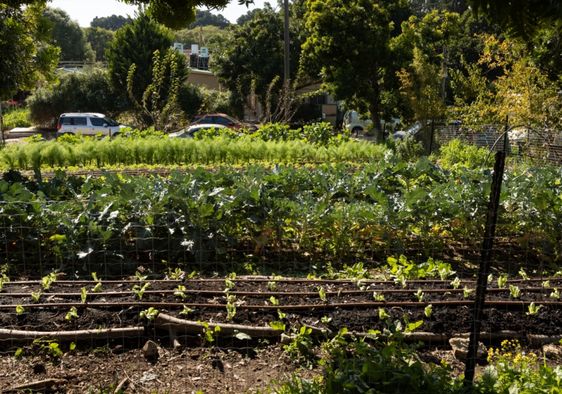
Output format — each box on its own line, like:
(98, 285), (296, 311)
(190, 9), (230, 28)
(90, 14), (133, 31)
(43, 7), (95, 62)
(0, 3), (59, 99)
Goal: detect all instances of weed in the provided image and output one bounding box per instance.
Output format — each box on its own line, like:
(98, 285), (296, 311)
(283, 326), (314, 365)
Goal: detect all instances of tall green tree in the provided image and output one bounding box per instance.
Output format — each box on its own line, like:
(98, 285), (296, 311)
(85, 27), (114, 62)
(106, 13), (174, 108)
(0, 3), (59, 99)
(43, 7), (95, 62)
(213, 4), (303, 117)
(301, 0), (410, 142)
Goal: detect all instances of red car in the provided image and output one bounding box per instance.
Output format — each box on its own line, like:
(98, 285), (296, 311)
(192, 113), (258, 131)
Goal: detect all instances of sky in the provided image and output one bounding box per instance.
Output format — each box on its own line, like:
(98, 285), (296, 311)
(49, 0), (269, 27)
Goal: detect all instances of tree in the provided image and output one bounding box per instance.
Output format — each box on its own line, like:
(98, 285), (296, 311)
(106, 13), (174, 108)
(127, 49), (188, 129)
(213, 4), (303, 118)
(0, 3), (59, 100)
(236, 8), (260, 25)
(85, 27), (114, 61)
(43, 8), (95, 62)
(301, 0), (410, 142)
(91, 14), (132, 31)
(469, 0), (562, 38)
(190, 9), (230, 28)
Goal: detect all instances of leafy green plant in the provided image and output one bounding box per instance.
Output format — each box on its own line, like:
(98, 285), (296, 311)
(550, 288), (560, 299)
(267, 281), (277, 291)
(174, 285), (188, 300)
(65, 306), (78, 321)
(373, 291), (385, 301)
(450, 277), (461, 289)
(497, 274), (508, 289)
(132, 282), (151, 300)
(509, 284), (521, 299)
(180, 305), (194, 316)
(199, 321), (221, 343)
(317, 286), (327, 302)
(269, 321), (286, 331)
(41, 272), (57, 290)
(16, 305), (25, 315)
(31, 290), (42, 303)
(414, 288), (424, 302)
(139, 307), (159, 321)
(80, 287), (88, 304)
(463, 286), (473, 298)
(269, 296), (279, 306)
(225, 293), (237, 321)
(424, 304), (433, 318)
(283, 326), (314, 365)
(526, 302), (542, 315)
(0, 273), (10, 292)
(378, 307), (390, 320)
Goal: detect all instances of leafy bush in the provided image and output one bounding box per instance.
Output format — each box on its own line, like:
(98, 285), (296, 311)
(437, 139), (489, 169)
(253, 123), (300, 141)
(177, 84), (203, 120)
(27, 69), (122, 127)
(2, 107), (31, 129)
(301, 122), (335, 146)
(199, 87), (236, 116)
(192, 127), (239, 140)
(477, 340), (562, 393)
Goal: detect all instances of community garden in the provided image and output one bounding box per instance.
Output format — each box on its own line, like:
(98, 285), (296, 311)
(0, 126), (561, 392)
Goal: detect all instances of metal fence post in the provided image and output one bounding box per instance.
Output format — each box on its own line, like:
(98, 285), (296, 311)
(463, 131), (508, 387)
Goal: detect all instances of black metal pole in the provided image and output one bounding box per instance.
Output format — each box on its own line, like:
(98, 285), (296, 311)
(463, 131), (508, 387)
(283, 0), (290, 122)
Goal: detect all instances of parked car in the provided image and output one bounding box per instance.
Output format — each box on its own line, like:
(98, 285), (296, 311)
(169, 123), (227, 138)
(343, 110), (372, 135)
(56, 113), (124, 137)
(192, 113), (258, 131)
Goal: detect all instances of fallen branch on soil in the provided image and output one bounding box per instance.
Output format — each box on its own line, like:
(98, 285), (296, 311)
(155, 313), (283, 338)
(4, 378), (67, 393)
(0, 327), (144, 342)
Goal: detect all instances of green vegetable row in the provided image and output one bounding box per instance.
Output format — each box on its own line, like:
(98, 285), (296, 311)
(1, 154), (560, 276)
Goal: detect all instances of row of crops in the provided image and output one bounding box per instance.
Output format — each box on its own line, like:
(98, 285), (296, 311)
(1, 139), (560, 276)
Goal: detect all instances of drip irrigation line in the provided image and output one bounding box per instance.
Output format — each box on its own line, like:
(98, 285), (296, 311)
(0, 300), (559, 311)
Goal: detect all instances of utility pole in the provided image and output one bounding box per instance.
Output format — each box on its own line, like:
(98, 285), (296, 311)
(283, 0), (290, 122)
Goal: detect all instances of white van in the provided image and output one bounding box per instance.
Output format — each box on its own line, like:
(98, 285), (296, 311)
(56, 113), (123, 137)
(343, 110), (372, 135)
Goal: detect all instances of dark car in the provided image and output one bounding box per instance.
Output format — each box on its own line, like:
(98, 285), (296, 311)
(192, 113), (258, 131)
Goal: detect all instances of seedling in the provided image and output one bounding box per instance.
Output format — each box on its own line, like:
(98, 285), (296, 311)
(269, 321), (286, 331)
(224, 277), (235, 292)
(174, 285), (188, 300)
(16, 305), (25, 315)
(199, 321), (221, 343)
(269, 296), (279, 306)
(497, 274), (508, 289)
(0, 273), (9, 292)
(378, 307), (390, 320)
(65, 306), (78, 321)
(139, 307), (159, 321)
(134, 271), (148, 282)
(180, 305), (194, 316)
(414, 288), (424, 302)
(526, 302), (542, 316)
(550, 288), (560, 299)
(542, 280), (550, 288)
(91, 272), (103, 293)
(31, 290), (42, 303)
(80, 287), (88, 304)
(487, 274), (493, 285)
(424, 304), (433, 318)
(41, 272), (57, 290)
(283, 326), (313, 364)
(277, 309), (287, 319)
(463, 286), (473, 298)
(518, 268), (529, 280)
(226, 294), (237, 321)
(166, 267), (185, 280)
(267, 281), (277, 291)
(321, 315), (332, 324)
(132, 282), (150, 300)
(450, 277), (461, 289)
(509, 284), (521, 299)
(317, 286), (327, 302)
(372, 291), (385, 301)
